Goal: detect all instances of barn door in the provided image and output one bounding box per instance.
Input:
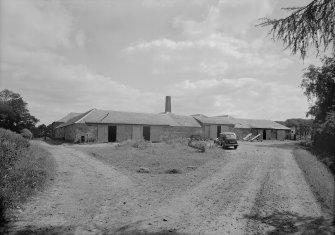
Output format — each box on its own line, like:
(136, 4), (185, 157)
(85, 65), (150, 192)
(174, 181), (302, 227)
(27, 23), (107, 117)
(217, 126), (221, 138)
(108, 126), (117, 142)
(143, 126), (150, 141)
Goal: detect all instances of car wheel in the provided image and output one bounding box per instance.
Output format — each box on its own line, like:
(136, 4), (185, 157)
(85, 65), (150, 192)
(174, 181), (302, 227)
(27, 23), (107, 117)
(234, 146), (238, 149)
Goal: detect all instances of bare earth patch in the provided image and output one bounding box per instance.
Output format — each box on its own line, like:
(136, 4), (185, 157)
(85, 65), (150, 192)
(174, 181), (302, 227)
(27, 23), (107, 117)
(5, 140), (334, 234)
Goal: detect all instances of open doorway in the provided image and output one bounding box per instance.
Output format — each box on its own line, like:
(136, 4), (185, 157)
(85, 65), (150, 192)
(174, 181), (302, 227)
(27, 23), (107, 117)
(263, 129), (266, 140)
(217, 126), (221, 138)
(143, 126), (150, 141)
(108, 126), (117, 142)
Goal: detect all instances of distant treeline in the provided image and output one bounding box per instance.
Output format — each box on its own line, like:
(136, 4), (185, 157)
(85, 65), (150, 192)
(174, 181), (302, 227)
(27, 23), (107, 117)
(276, 119), (313, 140)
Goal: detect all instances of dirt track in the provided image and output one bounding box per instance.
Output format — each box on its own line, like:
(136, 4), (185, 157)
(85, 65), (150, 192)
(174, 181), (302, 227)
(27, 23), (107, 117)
(8, 141), (334, 234)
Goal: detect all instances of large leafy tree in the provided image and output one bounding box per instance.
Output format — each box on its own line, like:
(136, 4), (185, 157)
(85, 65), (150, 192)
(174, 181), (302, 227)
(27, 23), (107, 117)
(259, 0), (335, 58)
(0, 89), (39, 132)
(302, 57), (335, 121)
(301, 57), (335, 154)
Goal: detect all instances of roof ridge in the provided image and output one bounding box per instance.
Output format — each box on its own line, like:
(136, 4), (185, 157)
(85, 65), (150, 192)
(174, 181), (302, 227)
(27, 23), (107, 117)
(75, 108), (96, 124)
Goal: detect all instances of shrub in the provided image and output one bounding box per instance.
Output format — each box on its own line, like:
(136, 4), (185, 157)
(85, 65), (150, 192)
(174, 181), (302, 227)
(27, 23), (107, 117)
(131, 139), (151, 149)
(20, 128), (33, 139)
(188, 140), (206, 152)
(0, 128), (55, 224)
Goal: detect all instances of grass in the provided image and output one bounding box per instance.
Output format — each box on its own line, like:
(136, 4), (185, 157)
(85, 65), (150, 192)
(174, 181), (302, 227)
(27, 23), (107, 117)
(245, 210), (334, 234)
(0, 128), (56, 226)
(293, 148), (334, 213)
(72, 140), (226, 202)
(299, 140), (335, 175)
(75, 140), (224, 175)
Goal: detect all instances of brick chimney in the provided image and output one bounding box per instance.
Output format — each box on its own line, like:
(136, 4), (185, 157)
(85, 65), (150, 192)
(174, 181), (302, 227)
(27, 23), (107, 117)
(165, 96), (171, 113)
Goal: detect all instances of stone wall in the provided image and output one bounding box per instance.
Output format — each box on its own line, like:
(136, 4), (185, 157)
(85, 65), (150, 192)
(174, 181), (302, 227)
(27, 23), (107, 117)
(73, 124), (98, 143)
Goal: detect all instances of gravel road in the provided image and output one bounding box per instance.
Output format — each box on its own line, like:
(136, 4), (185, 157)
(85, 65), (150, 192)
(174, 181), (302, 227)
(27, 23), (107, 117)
(7, 141), (333, 234)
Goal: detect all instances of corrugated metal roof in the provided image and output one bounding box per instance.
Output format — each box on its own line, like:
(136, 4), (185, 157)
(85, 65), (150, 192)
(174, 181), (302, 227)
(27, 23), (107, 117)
(55, 112), (82, 123)
(193, 116), (234, 125)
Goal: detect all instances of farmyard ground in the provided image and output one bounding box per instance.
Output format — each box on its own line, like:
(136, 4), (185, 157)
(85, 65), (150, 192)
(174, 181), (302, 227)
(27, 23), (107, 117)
(5, 140), (334, 234)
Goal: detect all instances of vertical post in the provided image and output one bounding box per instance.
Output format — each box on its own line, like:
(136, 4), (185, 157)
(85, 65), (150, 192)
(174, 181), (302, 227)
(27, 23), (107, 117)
(165, 96), (171, 113)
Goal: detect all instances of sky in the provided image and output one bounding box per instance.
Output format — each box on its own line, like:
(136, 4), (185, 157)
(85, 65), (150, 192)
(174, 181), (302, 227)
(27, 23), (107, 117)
(0, 0), (318, 125)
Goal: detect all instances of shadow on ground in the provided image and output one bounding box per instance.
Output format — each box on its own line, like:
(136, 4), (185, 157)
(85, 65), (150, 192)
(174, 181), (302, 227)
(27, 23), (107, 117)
(245, 210), (334, 234)
(0, 225), (74, 235)
(114, 230), (187, 235)
(1, 224), (188, 235)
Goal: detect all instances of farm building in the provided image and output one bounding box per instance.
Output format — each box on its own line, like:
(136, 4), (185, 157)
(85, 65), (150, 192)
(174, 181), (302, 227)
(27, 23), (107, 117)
(54, 108), (202, 143)
(51, 112), (81, 138)
(53, 96), (290, 143)
(227, 117), (291, 141)
(192, 115), (235, 139)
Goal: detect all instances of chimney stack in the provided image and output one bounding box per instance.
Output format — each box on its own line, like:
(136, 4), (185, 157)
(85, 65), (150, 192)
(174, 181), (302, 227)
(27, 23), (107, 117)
(165, 96), (171, 113)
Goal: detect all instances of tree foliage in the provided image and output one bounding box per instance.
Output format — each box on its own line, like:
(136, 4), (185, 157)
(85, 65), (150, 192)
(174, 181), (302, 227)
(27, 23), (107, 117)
(301, 57), (335, 154)
(0, 89), (39, 132)
(259, 0), (335, 58)
(301, 57), (335, 121)
(31, 124), (52, 139)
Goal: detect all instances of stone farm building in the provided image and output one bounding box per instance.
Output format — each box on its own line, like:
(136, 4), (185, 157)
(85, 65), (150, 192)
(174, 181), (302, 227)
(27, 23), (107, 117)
(192, 115), (290, 141)
(54, 97), (290, 143)
(55, 108), (202, 143)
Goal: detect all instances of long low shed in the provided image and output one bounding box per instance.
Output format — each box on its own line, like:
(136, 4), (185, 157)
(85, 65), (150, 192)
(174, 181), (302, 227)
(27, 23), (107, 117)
(55, 109), (202, 143)
(229, 118), (290, 140)
(54, 110), (290, 143)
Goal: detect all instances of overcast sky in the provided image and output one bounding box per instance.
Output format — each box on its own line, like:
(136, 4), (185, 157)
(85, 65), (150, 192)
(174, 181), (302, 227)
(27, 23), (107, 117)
(0, 0), (318, 125)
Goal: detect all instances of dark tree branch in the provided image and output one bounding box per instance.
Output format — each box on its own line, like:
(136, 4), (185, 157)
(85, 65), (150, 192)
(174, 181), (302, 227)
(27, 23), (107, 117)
(258, 0), (335, 59)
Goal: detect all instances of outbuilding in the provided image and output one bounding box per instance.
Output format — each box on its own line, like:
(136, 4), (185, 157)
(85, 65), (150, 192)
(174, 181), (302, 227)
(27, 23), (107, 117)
(55, 108), (202, 143)
(192, 115), (235, 140)
(228, 118), (290, 140)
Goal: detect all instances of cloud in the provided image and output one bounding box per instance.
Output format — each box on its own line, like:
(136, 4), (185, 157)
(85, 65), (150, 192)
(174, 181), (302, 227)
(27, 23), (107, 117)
(0, 0), (310, 124)
(173, 0), (273, 37)
(0, 0), (161, 124)
(1, 0), (75, 50)
(123, 35), (293, 77)
(165, 78), (308, 120)
(2, 46), (162, 123)
(122, 0), (292, 78)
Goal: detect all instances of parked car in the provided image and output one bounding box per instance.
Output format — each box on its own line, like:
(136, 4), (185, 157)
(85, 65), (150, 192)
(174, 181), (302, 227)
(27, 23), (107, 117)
(217, 132), (238, 149)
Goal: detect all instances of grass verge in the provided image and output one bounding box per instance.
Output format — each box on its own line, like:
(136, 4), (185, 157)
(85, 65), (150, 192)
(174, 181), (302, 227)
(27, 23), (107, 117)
(0, 128), (56, 226)
(75, 141), (224, 175)
(72, 140), (226, 202)
(293, 148), (334, 213)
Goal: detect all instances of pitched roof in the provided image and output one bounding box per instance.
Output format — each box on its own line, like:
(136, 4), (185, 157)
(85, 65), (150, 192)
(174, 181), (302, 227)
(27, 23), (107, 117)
(193, 116), (234, 125)
(229, 118), (290, 130)
(57, 109), (94, 128)
(85, 109), (172, 126)
(55, 112), (82, 123)
(163, 113), (201, 127)
(56, 109), (202, 128)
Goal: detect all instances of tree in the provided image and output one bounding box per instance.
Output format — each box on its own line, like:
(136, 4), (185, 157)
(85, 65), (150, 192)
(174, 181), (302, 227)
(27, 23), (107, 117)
(301, 57), (335, 121)
(0, 89), (39, 132)
(259, 0), (335, 58)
